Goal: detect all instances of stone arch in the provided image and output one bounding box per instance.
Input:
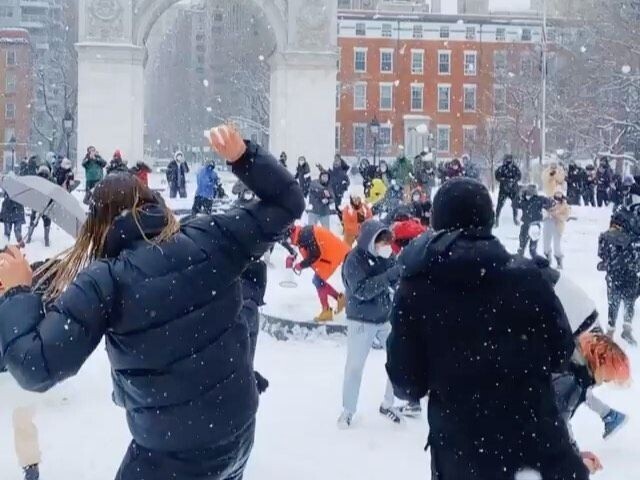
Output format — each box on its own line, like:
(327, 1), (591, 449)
(133, 0), (288, 52)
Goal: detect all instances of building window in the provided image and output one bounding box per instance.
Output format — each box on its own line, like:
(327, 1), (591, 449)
(464, 51), (477, 75)
(381, 23), (392, 38)
(413, 24), (423, 39)
(4, 127), (15, 143)
(335, 123), (341, 152)
(522, 28), (532, 41)
(380, 49), (393, 73)
(440, 26), (449, 39)
(338, 0), (352, 7)
(337, 46), (341, 70)
(379, 125), (392, 147)
(5, 103), (15, 119)
(0, 6), (14, 18)
(5, 73), (16, 93)
(437, 84), (451, 112)
(354, 48), (367, 72)
(354, 82), (367, 110)
(494, 50), (507, 75)
(466, 26), (476, 40)
(355, 22), (366, 36)
(438, 51), (451, 75)
(214, 13), (223, 22)
(6, 50), (16, 66)
(336, 82), (341, 109)
(411, 50), (424, 74)
(411, 84), (424, 111)
(547, 28), (557, 43)
(379, 83), (393, 110)
(437, 125), (451, 153)
(521, 56), (533, 76)
(354, 124), (367, 151)
(496, 27), (506, 41)
(494, 85), (507, 115)
(463, 126), (477, 152)
(463, 84), (477, 112)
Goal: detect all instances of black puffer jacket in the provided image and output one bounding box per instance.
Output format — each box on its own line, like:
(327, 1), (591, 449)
(0, 195), (25, 224)
(495, 162), (522, 192)
(386, 229), (587, 480)
(0, 142), (305, 452)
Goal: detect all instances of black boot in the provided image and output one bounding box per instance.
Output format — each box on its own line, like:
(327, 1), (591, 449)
(44, 226), (50, 247)
(23, 464), (39, 480)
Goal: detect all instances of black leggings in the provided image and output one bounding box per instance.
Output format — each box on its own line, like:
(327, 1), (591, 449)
(518, 222), (539, 258)
(496, 188), (518, 220)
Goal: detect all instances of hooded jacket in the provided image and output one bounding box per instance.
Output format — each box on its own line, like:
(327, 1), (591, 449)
(0, 142), (305, 453)
(386, 229), (586, 480)
(195, 164), (219, 200)
(341, 220), (400, 324)
(82, 153), (107, 182)
(166, 152), (190, 188)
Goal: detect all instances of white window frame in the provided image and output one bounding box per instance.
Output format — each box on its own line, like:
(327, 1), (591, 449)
(411, 49), (424, 75)
(353, 123), (368, 151)
(521, 28), (532, 41)
(5, 103), (15, 119)
(437, 83), (451, 112)
(437, 125), (451, 153)
(413, 24), (423, 39)
(438, 50), (451, 75)
(335, 123), (341, 152)
(410, 83), (424, 112)
(354, 47), (367, 73)
(463, 84), (477, 112)
(379, 124), (392, 147)
(380, 48), (394, 74)
(353, 82), (367, 110)
(5, 72), (16, 93)
(379, 82), (393, 111)
(336, 82), (341, 109)
(465, 26), (476, 40)
(355, 22), (366, 36)
(464, 51), (477, 76)
(6, 50), (16, 66)
(494, 50), (507, 74)
(496, 27), (506, 41)
(463, 125), (477, 152)
(440, 26), (449, 39)
(381, 23), (392, 38)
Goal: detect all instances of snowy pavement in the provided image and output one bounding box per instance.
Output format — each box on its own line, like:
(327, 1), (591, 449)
(1, 175), (639, 478)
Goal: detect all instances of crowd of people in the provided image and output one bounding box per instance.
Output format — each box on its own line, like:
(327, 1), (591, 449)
(0, 131), (636, 480)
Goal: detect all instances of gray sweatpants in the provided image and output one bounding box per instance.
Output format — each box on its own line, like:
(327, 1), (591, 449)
(543, 218), (564, 258)
(342, 319), (394, 415)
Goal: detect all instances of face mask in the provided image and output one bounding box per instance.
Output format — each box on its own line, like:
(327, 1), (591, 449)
(412, 195), (421, 203)
(381, 165), (387, 173)
(243, 192), (255, 201)
(524, 194), (532, 200)
(299, 160), (305, 166)
(554, 196), (563, 202)
(376, 244), (393, 259)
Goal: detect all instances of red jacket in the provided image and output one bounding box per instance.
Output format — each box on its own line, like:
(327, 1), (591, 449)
(391, 219), (426, 254)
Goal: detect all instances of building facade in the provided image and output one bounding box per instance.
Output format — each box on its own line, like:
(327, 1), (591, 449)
(336, 11), (549, 161)
(0, 28), (31, 169)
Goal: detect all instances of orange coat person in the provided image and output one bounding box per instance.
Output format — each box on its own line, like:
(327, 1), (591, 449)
(342, 196), (372, 246)
(289, 225), (350, 322)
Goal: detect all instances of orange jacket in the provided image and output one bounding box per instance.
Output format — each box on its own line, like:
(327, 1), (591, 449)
(342, 204), (373, 238)
(292, 225), (350, 281)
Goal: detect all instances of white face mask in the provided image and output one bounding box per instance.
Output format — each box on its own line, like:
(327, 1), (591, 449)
(376, 244), (393, 259)
(243, 192), (255, 201)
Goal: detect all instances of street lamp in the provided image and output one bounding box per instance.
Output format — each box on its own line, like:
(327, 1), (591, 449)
(63, 110), (74, 161)
(369, 116), (380, 167)
(8, 134), (16, 173)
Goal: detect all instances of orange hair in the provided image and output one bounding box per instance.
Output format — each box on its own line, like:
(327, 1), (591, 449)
(578, 333), (630, 385)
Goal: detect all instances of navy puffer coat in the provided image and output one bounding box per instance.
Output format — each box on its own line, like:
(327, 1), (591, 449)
(0, 142), (305, 452)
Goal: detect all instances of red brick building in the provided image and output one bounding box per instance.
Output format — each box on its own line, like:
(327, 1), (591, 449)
(336, 12), (550, 162)
(0, 28), (31, 170)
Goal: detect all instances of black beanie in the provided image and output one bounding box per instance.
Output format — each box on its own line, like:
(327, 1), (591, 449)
(431, 177), (494, 231)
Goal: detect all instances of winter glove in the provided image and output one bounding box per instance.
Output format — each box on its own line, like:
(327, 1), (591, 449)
(386, 265), (401, 284)
(597, 261), (606, 272)
(321, 198), (329, 205)
(254, 371), (269, 394)
(285, 256), (296, 269)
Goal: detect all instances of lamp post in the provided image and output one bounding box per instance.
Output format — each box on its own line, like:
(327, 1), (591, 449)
(8, 134), (16, 173)
(63, 110), (74, 162)
(369, 116), (380, 167)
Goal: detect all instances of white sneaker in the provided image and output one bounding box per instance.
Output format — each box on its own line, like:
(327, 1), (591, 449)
(337, 411), (354, 429)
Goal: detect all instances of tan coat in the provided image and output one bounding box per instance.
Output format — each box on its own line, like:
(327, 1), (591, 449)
(542, 167), (566, 196)
(547, 201), (571, 234)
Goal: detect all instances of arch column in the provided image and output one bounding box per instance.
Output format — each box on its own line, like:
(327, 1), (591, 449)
(76, 43), (145, 162)
(269, 51), (337, 167)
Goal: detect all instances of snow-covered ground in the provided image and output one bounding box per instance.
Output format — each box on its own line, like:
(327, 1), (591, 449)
(1, 172), (639, 479)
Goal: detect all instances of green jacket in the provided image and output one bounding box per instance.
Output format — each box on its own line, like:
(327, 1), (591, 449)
(392, 156), (413, 185)
(82, 155), (106, 182)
